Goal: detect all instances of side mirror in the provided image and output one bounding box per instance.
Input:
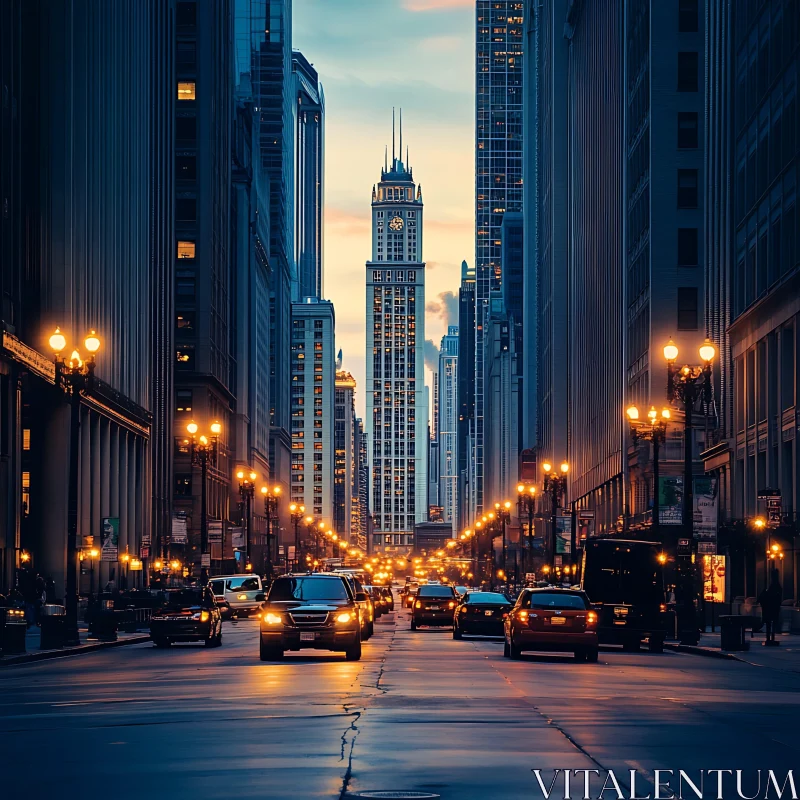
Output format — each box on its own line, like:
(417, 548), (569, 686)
(255, 593), (265, 602)
(355, 591), (369, 602)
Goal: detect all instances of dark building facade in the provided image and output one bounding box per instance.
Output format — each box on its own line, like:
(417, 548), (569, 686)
(457, 260), (476, 530)
(1, 0), (174, 593)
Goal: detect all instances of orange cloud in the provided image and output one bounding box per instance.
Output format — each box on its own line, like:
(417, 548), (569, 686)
(402, 0), (473, 10)
(325, 206), (370, 236)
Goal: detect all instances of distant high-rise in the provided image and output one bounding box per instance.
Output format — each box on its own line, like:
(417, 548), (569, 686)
(365, 117), (428, 555)
(355, 419), (369, 552)
(475, 1), (525, 517)
(457, 260), (476, 531)
(334, 370), (356, 541)
(293, 51), (325, 300)
(290, 298), (335, 523)
(439, 327), (459, 534)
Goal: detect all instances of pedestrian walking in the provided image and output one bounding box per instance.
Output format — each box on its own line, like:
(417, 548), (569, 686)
(758, 569), (782, 644)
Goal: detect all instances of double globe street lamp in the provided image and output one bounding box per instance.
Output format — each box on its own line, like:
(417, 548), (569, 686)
(663, 337), (715, 646)
(186, 420), (222, 583)
(260, 484), (281, 581)
(493, 501), (512, 586)
(49, 327), (101, 647)
(237, 470), (258, 572)
(626, 405), (670, 534)
(517, 484), (537, 575)
(542, 461), (569, 576)
(288, 502), (306, 572)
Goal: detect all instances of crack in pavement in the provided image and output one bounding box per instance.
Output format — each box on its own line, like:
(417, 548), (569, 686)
(338, 706), (363, 800)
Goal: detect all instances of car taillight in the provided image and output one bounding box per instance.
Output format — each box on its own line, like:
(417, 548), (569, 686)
(415, 600), (422, 609)
(518, 610), (529, 622)
(586, 611), (598, 627)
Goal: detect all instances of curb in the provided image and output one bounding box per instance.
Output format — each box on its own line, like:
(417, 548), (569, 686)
(0, 634), (151, 667)
(664, 642), (744, 662)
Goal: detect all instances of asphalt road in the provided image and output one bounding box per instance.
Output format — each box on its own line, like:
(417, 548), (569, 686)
(2, 596), (799, 800)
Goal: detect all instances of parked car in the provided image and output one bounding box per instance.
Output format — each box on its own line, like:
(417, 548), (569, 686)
(334, 572), (374, 639)
(453, 591), (512, 639)
(504, 587), (598, 661)
(365, 585), (386, 618)
(150, 587), (223, 648)
(209, 575), (264, 618)
(380, 586), (395, 611)
(410, 584), (457, 630)
(404, 584), (420, 609)
(258, 573), (362, 661)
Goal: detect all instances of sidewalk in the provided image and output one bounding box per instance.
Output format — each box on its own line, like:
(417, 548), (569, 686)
(666, 629), (800, 673)
(0, 622), (150, 667)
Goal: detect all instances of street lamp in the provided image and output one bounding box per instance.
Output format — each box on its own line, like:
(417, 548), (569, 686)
(260, 484), (281, 581)
(627, 405), (669, 533)
(664, 337), (715, 646)
(187, 420), (222, 583)
(494, 501), (512, 588)
(517, 484), (537, 577)
(288, 503), (305, 573)
(543, 461), (568, 576)
(49, 326), (101, 646)
(237, 470), (258, 574)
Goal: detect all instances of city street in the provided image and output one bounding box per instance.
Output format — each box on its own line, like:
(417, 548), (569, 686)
(2, 595), (799, 800)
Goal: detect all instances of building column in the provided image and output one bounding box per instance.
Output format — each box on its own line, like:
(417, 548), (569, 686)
(119, 430), (130, 587)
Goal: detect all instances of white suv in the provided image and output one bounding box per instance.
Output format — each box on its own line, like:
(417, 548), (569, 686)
(209, 575), (264, 618)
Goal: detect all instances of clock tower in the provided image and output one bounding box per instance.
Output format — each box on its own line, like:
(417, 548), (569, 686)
(365, 115), (427, 555)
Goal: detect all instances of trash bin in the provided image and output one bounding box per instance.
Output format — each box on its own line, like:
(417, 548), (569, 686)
(88, 605), (118, 642)
(0, 607), (28, 656)
(40, 605), (67, 649)
(719, 615), (750, 651)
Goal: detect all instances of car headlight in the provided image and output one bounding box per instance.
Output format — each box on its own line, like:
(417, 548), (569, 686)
(448, 601), (456, 609)
(415, 600), (422, 609)
(237, 594), (247, 601)
(336, 612), (353, 624)
(263, 612), (283, 625)
(191, 611), (211, 621)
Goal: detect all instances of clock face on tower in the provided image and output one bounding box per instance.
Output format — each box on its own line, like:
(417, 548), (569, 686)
(389, 215), (404, 231)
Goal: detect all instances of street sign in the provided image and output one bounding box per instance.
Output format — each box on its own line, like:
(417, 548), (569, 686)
(288, 545), (296, 561)
(129, 558), (143, 571)
(278, 545), (285, 555)
(677, 537), (692, 556)
(201, 553), (211, 568)
(140, 545), (150, 560)
(757, 488), (781, 500)
(171, 517), (188, 544)
(579, 511), (595, 519)
(208, 521), (222, 544)
(230, 526), (244, 548)
(697, 541), (716, 555)
(767, 497), (782, 527)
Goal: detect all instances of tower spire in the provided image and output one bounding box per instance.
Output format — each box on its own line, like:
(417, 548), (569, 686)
(399, 108), (403, 167)
(384, 145), (388, 172)
(392, 107), (395, 162)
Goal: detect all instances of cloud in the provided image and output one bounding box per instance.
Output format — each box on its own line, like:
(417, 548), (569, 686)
(402, 0), (474, 11)
(325, 206), (370, 236)
(418, 35), (463, 53)
(426, 290), (459, 327)
(424, 339), (440, 372)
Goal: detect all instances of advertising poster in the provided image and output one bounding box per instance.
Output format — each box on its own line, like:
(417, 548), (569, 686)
(555, 513), (572, 554)
(101, 517), (119, 561)
(693, 476), (718, 541)
(702, 555), (726, 603)
(171, 516), (188, 544)
(230, 526), (245, 549)
(658, 476), (683, 525)
(208, 521), (223, 544)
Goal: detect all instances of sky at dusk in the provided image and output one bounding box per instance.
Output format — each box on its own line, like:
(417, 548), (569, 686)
(293, 0), (474, 418)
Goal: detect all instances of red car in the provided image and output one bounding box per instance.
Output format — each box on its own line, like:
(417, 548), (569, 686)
(504, 587), (598, 662)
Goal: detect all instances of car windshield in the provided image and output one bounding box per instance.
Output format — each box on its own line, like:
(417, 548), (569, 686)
(268, 577), (349, 602)
(226, 577), (261, 591)
(465, 592), (511, 605)
(209, 580), (225, 595)
(161, 590), (205, 609)
(418, 585), (455, 599)
(524, 592), (588, 610)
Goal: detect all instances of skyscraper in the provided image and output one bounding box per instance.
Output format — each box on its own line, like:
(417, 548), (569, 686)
(474, 1), (525, 517)
(365, 120), (427, 556)
(290, 298), (335, 524)
(457, 260), (476, 531)
(439, 327), (459, 534)
(293, 51), (325, 300)
(334, 370), (356, 542)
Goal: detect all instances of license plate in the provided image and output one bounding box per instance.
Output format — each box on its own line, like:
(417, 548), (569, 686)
(550, 617), (567, 625)
(429, 606), (440, 611)
(485, 610), (493, 616)
(300, 632), (316, 641)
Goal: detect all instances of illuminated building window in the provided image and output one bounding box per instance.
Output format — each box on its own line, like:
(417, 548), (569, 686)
(177, 82), (196, 101)
(177, 240), (195, 259)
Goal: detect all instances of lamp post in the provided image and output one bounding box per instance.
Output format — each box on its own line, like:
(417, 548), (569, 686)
(626, 405), (670, 535)
(664, 337), (715, 646)
(186, 420), (221, 584)
(260, 484), (281, 581)
(303, 515), (314, 569)
(237, 470), (258, 573)
(494, 501), (512, 588)
(288, 503), (305, 572)
(542, 461), (569, 577)
(49, 326), (101, 647)
(517, 484), (537, 578)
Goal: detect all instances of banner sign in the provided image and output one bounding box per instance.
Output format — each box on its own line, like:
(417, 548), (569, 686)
(208, 521), (223, 544)
(101, 517), (119, 561)
(703, 555), (726, 603)
(555, 513), (572, 554)
(201, 553), (211, 568)
(129, 558), (143, 571)
(693, 476), (718, 541)
(230, 526), (244, 549)
(140, 545), (150, 560)
(171, 517), (188, 544)
(658, 476), (683, 525)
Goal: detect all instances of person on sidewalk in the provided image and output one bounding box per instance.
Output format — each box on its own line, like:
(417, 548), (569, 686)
(758, 570), (782, 644)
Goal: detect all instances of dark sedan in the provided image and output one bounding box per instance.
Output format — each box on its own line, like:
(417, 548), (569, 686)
(150, 587), (223, 648)
(411, 584), (457, 630)
(453, 591), (512, 639)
